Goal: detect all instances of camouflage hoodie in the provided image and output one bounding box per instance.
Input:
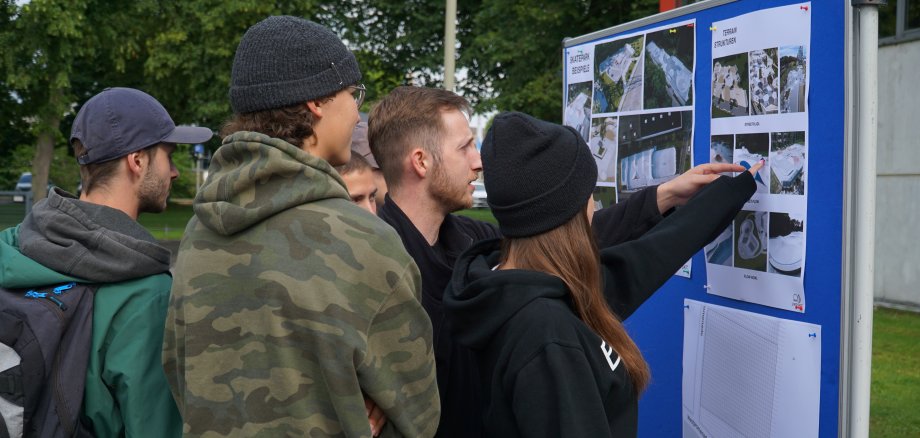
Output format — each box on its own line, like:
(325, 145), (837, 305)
(162, 131), (439, 437)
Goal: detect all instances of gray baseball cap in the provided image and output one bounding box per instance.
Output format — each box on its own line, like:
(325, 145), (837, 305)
(350, 121), (379, 169)
(71, 87), (214, 165)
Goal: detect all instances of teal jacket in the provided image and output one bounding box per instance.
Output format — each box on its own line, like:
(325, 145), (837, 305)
(0, 189), (181, 437)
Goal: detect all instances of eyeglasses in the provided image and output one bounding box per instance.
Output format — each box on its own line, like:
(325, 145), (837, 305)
(349, 84), (366, 107)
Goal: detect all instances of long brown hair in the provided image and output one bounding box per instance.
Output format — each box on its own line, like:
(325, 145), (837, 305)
(500, 208), (650, 394)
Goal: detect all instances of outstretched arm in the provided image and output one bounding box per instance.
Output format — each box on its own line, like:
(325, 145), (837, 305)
(591, 163), (746, 248)
(656, 163), (746, 212)
(600, 162), (762, 319)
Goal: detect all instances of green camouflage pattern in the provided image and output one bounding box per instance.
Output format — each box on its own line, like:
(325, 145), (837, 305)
(163, 132), (439, 437)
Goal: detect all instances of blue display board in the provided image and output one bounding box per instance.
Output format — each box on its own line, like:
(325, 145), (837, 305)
(562, 1), (846, 436)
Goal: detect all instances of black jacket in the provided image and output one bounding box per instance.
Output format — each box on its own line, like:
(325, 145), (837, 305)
(377, 187), (663, 437)
(443, 173), (755, 438)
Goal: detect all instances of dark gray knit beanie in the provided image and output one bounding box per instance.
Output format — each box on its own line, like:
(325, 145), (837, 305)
(482, 112), (598, 238)
(230, 16), (362, 114)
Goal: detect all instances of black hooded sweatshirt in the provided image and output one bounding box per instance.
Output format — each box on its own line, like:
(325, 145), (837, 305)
(378, 186), (663, 437)
(444, 172), (755, 438)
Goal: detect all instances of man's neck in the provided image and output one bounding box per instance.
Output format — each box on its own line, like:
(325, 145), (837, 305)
(81, 189), (139, 220)
(389, 188), (448, 246)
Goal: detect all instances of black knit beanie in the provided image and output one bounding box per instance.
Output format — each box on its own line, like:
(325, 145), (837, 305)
(482, 112), (598, 238)
(230, 16), (362, 114)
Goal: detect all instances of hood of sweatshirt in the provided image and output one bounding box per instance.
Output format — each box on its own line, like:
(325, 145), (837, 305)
(193, 131), (350, 236)
(444, 238), (571, 350)
(0, 188), (171, 289)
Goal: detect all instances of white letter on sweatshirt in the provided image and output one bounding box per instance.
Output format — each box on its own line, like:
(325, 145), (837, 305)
(601, 341), (621, 372)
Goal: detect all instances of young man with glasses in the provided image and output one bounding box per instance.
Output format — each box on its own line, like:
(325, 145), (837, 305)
(163, 16), (439, 438)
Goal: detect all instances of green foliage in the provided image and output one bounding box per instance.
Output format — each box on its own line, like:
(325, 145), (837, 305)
(169, 143), (205, 199)
(48, 144), (80, 193)
(643, 59), (671, 109)
(1, 0), (664, 198)
(460, 0), (660, 122)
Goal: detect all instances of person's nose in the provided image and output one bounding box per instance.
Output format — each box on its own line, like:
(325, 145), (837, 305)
(471, 147), (483, 172)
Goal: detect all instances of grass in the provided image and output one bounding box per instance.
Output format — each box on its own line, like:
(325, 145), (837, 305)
(455, 208), (497, 225)
(137, 201), (194, 240)
(0, 201), (29, 231)
(870, 307), (920, 437)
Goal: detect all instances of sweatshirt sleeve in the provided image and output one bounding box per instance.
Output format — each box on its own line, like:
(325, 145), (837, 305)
(509, 343), (611, 438)
(360, 262), (441, 438)
(100, 287), (182, 438)
(599, 172), (755, 319)
(592, 185), (663, 249)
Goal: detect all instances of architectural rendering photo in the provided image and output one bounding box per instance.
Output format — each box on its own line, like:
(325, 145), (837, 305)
(710, 134), (734, 166)
(748, 48), (779, 115)
(644, 26), (694, 109)
(588, 117), (619, 183)
(592, 186), (618, 211)
(770, 131), (806, 195)
(734, 210), (769, 272)
(593, 35), (644, 113)
(735, 133), (770, 194)
(780, 45), (808, 113)
(706, 226), (734, 267)
(768, 212), (804, 276)
(617, 110), (692, 199)
(564, 81), (593, 141)
(712, 53), (749, 117)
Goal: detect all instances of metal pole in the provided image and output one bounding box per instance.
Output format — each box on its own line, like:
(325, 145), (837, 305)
(845, 1), (883, 436)
(196, 157), (203, 193)
(443, 0), (457, 91)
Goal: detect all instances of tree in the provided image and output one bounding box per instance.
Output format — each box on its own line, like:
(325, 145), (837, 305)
(459, 0), (660, 122)
(1, 0), (665, 200)
(0, 0), (160, 200)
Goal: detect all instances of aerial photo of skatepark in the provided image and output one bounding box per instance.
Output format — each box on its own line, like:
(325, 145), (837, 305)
(587, 116), (619, 183)
(780, 45), (808, 113)
(770, 131), (806, 195)
(593, 35), (644, 113)
(564, 81), (593, 141)
(748, 47), (779, 115)
(644, 25), (694, 109)
(768, 212), (804, 277)
(617, 110), (692, 200)
(712, 52), (749, 117)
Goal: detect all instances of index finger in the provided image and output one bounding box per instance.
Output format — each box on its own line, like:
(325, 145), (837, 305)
(697, 162), (745, 174)
(748, 159), (765, 175)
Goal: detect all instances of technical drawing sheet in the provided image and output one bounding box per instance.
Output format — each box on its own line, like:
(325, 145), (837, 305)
(682, 299), (821, 438)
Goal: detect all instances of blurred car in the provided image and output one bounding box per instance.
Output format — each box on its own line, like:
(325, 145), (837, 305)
(472, 181), (488, 208)
(14, 172), (55, 194)
(15, 172), (31, 191)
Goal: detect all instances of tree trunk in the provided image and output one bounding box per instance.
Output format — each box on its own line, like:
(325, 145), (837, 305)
(32, 88), (64, 202)
(31, 128), (55, 201)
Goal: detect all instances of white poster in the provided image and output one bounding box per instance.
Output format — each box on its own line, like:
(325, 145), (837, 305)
(564, 19), (696, 212)
(704, 3), (810, 312)
(682, 299), (821, 438)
